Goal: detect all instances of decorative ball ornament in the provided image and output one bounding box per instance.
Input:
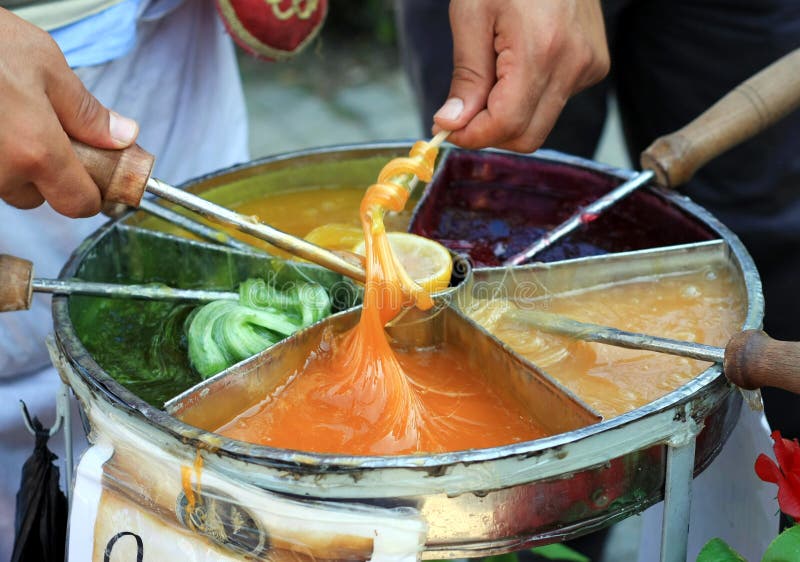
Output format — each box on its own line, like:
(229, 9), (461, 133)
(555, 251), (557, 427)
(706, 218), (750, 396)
(216, 0), (328, 62)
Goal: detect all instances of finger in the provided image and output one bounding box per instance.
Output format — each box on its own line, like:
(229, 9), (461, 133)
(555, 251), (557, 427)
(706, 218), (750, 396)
(496, 83), (568, 153)
(491, 49), (600, 153)
(432, 0), (496, 134)
(45, 55), (138, 149)
(30, 122), (102, 218)
(447, 52), (549, 150)
(1, 182), (45, 210)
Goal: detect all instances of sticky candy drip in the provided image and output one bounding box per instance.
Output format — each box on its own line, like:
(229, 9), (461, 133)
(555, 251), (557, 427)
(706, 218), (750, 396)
(317, 139), (442, 452)
(359, 140), (440, 323)
(216, 138), (546, 454)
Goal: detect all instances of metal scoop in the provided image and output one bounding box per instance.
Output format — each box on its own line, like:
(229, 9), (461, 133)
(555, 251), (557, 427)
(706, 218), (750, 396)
(511, 308), (800, 396)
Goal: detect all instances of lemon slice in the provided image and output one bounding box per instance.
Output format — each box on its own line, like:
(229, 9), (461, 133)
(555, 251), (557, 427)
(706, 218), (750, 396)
(353, 232), (453, 293)
(304, 223), (364, 251)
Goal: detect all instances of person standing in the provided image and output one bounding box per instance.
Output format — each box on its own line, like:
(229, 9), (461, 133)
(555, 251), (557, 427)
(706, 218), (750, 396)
(394, 0), (799, 559)
(0, 2), (248, 558)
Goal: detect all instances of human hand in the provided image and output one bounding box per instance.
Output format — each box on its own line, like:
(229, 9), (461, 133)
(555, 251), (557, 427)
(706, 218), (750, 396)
(0, 8), (139, 217)
(433, 0), (609, 152)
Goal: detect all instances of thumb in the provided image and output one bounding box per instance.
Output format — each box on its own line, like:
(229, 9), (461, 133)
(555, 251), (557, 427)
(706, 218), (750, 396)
(47, 64), (138, 149)
(433, 0), (496, 133)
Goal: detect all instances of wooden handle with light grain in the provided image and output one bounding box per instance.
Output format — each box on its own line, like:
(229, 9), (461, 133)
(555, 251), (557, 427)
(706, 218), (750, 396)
(640, 48), (800, 188)
(724, 330), (800, 394)
(70, 140), (155, 208)
(0, 255), (33, 312)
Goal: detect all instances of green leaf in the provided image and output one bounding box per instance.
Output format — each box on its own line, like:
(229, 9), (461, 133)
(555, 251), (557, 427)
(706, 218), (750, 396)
(531, 543), (591, 561)
(696, 538), (747, 562)
(762, 525), (800, 562)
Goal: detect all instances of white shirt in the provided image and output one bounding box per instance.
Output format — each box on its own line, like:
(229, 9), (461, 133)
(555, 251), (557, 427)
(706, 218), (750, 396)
(0, 1), (248, 557)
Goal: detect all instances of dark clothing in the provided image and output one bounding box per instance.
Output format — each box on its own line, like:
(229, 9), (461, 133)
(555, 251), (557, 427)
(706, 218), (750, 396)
(395, 0), (800, 439)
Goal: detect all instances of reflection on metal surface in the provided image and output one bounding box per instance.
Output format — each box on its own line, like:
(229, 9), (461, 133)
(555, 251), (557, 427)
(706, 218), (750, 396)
(139, 198), (261, 253)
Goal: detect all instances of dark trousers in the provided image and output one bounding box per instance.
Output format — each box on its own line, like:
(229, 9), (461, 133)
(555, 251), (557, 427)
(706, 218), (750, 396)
(395, 0), (800, 440)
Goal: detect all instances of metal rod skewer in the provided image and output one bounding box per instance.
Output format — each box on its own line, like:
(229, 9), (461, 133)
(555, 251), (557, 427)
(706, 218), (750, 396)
(389, 130), (449, 198)
(142, 132), (451, 284)
(145, 177), (367, 283)
(509, 309), (772, 420)
(73, 132), (452, 284)
(32, 278), (238, 302)
(8, 132), (453, 308)
(504, 170), (655, 266)
(509, 307), (725, 363)
(139, 199), (264, 254)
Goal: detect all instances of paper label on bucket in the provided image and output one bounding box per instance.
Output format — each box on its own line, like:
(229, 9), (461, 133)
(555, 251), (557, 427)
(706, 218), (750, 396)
(68, 437), (427, 561)
(69, 444), (251, 561)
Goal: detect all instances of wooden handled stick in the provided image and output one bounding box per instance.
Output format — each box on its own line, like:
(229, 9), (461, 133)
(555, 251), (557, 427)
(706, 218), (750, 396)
(0, 253), (239, 311)
(512, 310), (800, 395)
(71, 140), (154, 207)
(506, 49), (800, 265)
(0, 255), (33, 312)
(724, 330), (800, 395)
(636, 48), (800, 393)
(641, 48), (800, 187)
(68, 139), (368, 282)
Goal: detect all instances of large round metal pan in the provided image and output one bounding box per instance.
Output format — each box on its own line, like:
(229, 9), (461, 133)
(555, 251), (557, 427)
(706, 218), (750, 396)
(52, 142), (762, 558)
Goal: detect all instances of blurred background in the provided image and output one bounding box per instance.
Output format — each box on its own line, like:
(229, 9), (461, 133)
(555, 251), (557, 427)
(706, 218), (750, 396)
(239, 0), (630, 168)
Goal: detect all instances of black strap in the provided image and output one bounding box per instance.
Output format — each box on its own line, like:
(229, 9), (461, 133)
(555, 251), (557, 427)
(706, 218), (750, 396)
(103, 531), (144, 562)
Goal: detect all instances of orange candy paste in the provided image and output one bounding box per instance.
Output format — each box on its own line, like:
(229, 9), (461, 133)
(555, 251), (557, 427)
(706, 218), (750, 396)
(216, 141), (544, 455)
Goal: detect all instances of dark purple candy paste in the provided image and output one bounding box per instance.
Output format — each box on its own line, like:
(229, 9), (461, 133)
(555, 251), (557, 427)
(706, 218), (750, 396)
(409, 150), (715, 267)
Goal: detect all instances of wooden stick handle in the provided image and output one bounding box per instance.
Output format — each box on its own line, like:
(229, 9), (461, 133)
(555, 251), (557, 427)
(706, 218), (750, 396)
(724, 330), (800, 394)
(640, 48), (800, 188)
(0, 255), (33, 312)
(70, 140), (154, 208)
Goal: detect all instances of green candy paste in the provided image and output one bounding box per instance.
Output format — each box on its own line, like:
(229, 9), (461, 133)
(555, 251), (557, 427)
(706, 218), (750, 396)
(187, 279), (331, 378)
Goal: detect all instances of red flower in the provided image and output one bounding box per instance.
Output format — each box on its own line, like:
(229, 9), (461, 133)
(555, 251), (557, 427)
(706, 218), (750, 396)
(755, 431), (800, 521)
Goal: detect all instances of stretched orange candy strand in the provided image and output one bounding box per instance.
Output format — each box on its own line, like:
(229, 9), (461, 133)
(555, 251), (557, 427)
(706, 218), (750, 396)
(217, 135), (459, 455)
(316, 135), (446, 450)
(216, 135), (547, 454)
(359, 138), (442, 324)
(303, 135), (448, 452)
